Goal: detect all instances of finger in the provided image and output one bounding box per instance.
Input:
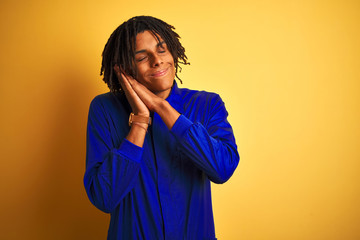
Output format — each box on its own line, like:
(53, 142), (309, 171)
(114, 65), (120, 75)
(114, 67), (154, 107)
(119, 72), (148, 98)
(122, 77), (160, 112)
(113, 65), (127, 90)
(113, 66), (135, 96)
(124, 75), (153, 97)
(113, 65), (124, 82)
(116, 68), (139, 92)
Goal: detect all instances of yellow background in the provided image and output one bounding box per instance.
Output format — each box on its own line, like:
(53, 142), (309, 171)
(1, 0), (359, 239)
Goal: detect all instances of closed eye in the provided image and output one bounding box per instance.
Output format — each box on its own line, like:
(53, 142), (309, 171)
(158, 42), (168, 53)
(136, 56), (147, 62)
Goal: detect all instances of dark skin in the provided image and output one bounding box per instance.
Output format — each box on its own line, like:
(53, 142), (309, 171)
(113, 31), (180, 147)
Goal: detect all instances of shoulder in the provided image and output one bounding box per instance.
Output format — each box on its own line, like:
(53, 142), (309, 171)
(174, 85), (221, 102)
(88, 92), (129, 118)
(90, 92), (116, 106)
(90, 92), (126, 109)
(171, 85), (227, 124)
(174, 86), (223, 109)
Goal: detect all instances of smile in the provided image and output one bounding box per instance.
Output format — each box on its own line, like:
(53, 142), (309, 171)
(151, 67), (169, 77)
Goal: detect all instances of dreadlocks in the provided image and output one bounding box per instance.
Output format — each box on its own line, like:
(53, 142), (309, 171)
(100, 16), (189, 92)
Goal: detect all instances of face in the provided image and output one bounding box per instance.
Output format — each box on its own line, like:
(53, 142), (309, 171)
(134, 30), (175, 99)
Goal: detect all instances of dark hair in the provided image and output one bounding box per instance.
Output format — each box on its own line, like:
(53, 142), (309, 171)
(100, 16), (189, 92)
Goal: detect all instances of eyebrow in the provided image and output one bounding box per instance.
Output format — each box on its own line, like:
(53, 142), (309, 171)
(135, 41), (166, 55)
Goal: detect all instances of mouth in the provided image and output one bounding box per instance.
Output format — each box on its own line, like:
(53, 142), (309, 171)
(151, 67), (169, 77)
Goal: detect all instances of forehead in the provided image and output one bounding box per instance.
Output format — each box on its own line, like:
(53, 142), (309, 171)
(135, 30), (164, 50)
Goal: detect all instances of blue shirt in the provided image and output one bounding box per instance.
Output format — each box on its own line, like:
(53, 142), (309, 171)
(84, 82), (239, 240)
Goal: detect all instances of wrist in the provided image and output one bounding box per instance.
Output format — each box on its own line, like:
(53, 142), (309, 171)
(132, 111), (150, 117)
(154, 100), (180, 130)
(153, 99), (168, 115)
(131, 122), (148, 132)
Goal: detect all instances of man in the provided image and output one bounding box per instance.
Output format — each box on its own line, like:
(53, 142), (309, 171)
(84, 16), (239, 239)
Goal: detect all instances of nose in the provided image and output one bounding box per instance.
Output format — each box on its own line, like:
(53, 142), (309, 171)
(150, 54), (162, 67)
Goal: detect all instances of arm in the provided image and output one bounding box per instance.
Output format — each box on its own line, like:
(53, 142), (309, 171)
(85, 66), (161, 212)
(126, 75), (239, 183)
(170, 94), (239, 184)
(84, 98), (143, 213)
(121, 73), (180, 129)
(115, 68), (150, 147)
(84, 68), (178, 213)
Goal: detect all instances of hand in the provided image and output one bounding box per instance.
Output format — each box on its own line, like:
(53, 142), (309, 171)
(113, 66), (150, 117)
(114, 65), (180, 130)
(124, 75), (163, 113)
(125, 75), (180, 130)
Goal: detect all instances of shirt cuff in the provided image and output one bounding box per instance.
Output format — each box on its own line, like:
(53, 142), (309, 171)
(116, 139), (143, 163)
(171, 114), (193, 138)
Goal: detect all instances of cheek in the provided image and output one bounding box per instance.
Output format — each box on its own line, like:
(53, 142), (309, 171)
(167, 58), (175, 73)
(167, 55), (175, 65)
(135, 65), (147, 80)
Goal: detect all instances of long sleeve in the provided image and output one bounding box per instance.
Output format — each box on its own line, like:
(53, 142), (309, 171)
(170, 93), (239, 184)
(83, 85), (239, 239)
(84, 96), (142, 213)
